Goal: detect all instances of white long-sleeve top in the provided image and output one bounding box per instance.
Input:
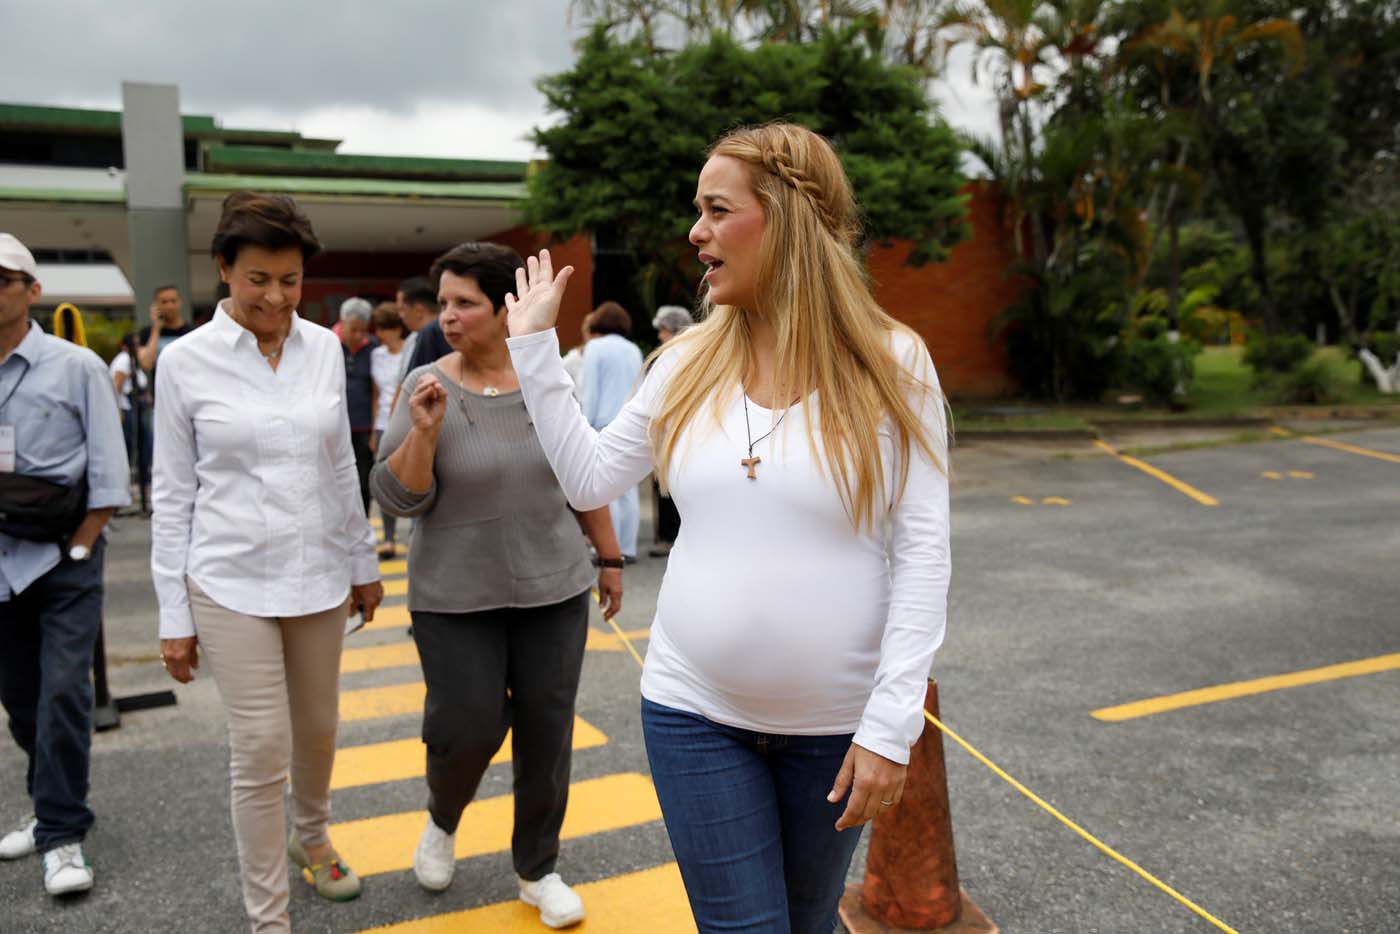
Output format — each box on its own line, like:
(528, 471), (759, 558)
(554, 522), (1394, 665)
(507, 328), (950, 764)
(151, 303), (379, 639)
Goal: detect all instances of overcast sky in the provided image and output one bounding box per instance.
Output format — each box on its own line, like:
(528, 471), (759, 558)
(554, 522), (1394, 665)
(3, 0), (999, 162)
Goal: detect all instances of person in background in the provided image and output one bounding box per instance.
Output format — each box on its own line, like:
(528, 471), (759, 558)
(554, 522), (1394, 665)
(394, 276), (439, 383)
(646, 305), (695, 557)
(370, 242), (624, 930)
(134, 283), (192, 374)
(560, 311), (593, 397)
(0, 232), (130, 897)
(151, 192), (382, 934)
(502, 121), (950, 934)
(369, 302), (407, 558)
(109, 333), (152, 503)
(581, 303), (644, 562)
(338, 298), (377, 516)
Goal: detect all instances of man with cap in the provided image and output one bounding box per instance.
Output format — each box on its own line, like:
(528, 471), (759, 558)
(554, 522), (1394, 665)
(0, 233), (130, 896)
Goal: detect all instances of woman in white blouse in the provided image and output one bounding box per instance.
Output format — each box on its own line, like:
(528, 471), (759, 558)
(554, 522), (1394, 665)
(151, 191), (383, 934)
(503, 123), (951, 934)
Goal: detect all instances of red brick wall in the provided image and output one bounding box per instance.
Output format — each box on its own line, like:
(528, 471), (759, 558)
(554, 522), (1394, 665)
(867, 181), (1022, 399)
(487, 227), (595, 351)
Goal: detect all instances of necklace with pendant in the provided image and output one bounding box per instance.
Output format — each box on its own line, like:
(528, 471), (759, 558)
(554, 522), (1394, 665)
(741, 396), (786, 480)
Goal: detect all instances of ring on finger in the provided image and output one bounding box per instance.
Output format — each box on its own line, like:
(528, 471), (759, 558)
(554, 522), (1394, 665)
(879, 799), (895, 807)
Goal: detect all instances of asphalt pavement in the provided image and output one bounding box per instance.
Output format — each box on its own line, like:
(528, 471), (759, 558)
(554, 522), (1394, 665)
(2, 423), (1397, 933)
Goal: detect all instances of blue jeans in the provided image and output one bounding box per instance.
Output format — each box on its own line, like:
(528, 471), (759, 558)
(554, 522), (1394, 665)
(641, 698), (864, 934)
(0, 539), (105, 852)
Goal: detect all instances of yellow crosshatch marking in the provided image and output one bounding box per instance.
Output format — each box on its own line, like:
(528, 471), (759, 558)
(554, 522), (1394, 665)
(362, 604), (410, 632)
(377, 558), (407, 575)
(586, 627), (651, 652)
(340, 680), (425, 722)
(1092, 652), (1400, 721)
(1011, 496), (1034, 505)
(330, 718), (608, 790)
(341, 640), (418, 674)
(354, 862), (694, 933)
(332, 773), (663, 877)
(383, 577), (407, 597)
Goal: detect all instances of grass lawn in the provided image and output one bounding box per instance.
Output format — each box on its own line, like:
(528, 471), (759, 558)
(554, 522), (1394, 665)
(1190, 345), (1394, 415)
(952, 346), (1397, 429)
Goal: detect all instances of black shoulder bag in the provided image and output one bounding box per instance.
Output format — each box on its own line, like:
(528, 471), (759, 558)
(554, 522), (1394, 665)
(0, 360), (91, 542)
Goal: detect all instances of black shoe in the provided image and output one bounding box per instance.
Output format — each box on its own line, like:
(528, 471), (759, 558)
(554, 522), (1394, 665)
(648, 543), (672, 557)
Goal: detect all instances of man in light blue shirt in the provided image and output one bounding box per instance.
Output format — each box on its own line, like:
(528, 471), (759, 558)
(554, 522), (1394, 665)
(581, 303), (644, 561)
(0, 233), (130, 897)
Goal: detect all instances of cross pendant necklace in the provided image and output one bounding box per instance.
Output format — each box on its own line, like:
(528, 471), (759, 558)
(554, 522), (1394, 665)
(741, 395), (786, 480)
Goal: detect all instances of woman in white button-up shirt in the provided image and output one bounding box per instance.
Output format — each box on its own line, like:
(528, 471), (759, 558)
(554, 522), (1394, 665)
(151, 192), (383, 934)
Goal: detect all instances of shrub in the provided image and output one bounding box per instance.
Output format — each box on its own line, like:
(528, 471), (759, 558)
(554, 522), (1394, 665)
(1277, 359), (1342, 404)
(1118, 336), (1197, 406)
(1243, 334), (1314, 380)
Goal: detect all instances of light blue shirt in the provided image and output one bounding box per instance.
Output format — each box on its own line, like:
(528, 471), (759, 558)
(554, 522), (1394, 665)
(0, 321), (130, 599)
(581, 334), (643, 430)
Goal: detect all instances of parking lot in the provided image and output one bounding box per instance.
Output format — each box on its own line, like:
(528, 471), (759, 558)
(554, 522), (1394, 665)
(2, 423), (1397, 933)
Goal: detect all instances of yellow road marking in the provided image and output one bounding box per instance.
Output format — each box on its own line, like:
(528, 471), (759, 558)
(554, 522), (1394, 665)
(1092, 652), (1400, 721)
(362, 604), (410, 633)
(340, 680), (425, 722)
(333, 773), (663, 878)
(1262, 471), (1282, 479)
(1093, 440), (1220, 506)
(383, 577), (407, 597)
(1041, 496), (1071, 506)
(1010, 495), (1034, 506)
(1298, 435), (1400, 464)
(378, 558), (407, 575)
(331, 717), (609, 790)
(586, 627), (651, 653)
(341, 641), (419, 674)
(1287, 470), (1314, 479)
(355, 862), (694, 933)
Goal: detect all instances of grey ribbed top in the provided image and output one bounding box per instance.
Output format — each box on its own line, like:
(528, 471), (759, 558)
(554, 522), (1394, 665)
(368, 364), (594, 613)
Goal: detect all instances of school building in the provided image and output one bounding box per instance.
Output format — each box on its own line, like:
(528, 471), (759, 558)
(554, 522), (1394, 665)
(0, 84), (1017, 397)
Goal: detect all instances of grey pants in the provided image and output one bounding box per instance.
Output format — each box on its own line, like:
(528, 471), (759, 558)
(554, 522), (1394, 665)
(412, 590), (590, 881)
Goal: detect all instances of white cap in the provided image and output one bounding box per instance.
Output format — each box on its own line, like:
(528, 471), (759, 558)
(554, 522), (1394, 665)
(0, 233), (38, 283)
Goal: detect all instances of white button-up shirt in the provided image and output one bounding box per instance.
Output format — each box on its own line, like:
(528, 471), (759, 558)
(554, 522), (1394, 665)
(151, 302), (378, 638)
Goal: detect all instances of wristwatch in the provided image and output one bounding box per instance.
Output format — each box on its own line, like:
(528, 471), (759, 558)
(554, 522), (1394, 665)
(597, 556), (626, 569)
(68, 544), (91, 562)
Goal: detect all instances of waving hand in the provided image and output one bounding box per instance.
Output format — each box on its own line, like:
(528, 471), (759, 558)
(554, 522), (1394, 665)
(505, 249), (574, 337)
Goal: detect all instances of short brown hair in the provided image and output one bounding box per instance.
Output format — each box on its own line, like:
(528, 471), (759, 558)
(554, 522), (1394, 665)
(371, 301), (407, 336)
(588, 301), (632, 337)
(428, 242), (524, 313)
(209, 191), (322, 265)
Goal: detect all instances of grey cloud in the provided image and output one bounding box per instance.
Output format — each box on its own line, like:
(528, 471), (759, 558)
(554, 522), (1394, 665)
(3, 0), (581, 122)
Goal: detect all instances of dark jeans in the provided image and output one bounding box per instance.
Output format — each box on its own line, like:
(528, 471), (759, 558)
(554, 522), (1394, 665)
(123, 405), (153, 488)
(411, 590), (589, 880)
(373, 430), (396, 546)
(351, 429), (373, 517)
(652, 477), (681, 544)
(0, 539), (106, 852)
(641, 698), (863, 934)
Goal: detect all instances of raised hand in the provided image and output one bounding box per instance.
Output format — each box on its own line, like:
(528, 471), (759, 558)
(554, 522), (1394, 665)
(505, 249), (574, 337)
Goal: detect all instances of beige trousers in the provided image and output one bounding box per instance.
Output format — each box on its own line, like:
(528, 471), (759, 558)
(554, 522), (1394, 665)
(189, 580), (347, 934)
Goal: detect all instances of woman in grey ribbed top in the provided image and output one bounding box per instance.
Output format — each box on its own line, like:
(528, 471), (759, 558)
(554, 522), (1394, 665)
(366, 242), (623, 923)
(371, 363), (598, 613)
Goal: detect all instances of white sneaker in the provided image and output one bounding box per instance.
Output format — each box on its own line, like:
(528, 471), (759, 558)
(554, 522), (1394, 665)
(0, 816), (36, 860)
(518, 872), (585, 929)
(42, 843), (94, 896)
(412, 816), (455, 891)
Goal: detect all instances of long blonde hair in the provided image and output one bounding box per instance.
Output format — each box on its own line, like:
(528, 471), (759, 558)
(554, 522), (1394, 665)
(649, 123), (947, 531)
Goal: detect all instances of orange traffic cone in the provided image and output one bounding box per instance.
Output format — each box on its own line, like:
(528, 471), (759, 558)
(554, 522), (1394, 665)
(838, 680), (996, 933)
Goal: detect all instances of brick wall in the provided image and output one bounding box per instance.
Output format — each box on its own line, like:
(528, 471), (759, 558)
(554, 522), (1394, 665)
(867, 181), (1022, 399)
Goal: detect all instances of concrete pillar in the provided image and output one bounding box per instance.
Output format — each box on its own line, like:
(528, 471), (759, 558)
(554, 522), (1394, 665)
(120, 82), (191, 327)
